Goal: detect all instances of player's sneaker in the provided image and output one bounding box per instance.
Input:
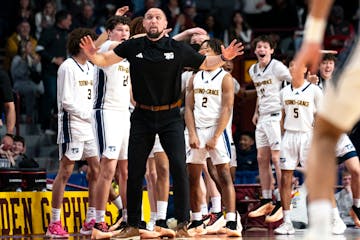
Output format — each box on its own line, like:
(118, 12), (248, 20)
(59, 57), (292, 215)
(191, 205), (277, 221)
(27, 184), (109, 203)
(80, 218), (96, 235)
(349, 205), (360, 227)
(175, 221), (190, 237)
(91, 222), (112, 239)
(206, 212), (225, 234)
(248, 199), (275, 218)
(265, 201), (283, 223)
(202, 213), (211, 224)
(187, 220), (207, 236)
(332, 216), (346, 235)
(45, 221), (69, 238)
(109, 210), (123, 231)
(274, 222), (295, 235)
(224, 220), (242, 237)
(153, 219), (176, 238)
(111, 226), (140, 240)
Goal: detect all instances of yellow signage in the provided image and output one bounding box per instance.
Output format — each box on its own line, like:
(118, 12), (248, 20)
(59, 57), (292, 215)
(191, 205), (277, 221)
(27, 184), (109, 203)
(0, 191), (150, 235)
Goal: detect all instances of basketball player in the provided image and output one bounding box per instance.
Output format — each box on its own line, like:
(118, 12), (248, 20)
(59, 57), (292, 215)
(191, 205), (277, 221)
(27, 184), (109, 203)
(274, 61), (322, 235)
(89, 16), (133, 239)
(45, 28), (99, 238)
(308, 53), (360, 234)
(185, 38), (242, 237)
(293, 0), (360, 238)
(248, 35), (291, 220)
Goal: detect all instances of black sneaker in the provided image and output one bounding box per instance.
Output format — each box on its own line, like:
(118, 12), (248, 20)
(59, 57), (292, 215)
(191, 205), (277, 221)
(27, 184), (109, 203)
(139, 221), (147, 230)
(155, 219), (168, 228)
(187, 220), (206, 236)
(225, 221), (241, 237)
(350, 205), (360, 227)
(115, 221), (127, 231)
(115, 209), (123, 223)
(265, 201), (283, 223)
(154, 219), (176, 238)
(188, 220), (203, 229)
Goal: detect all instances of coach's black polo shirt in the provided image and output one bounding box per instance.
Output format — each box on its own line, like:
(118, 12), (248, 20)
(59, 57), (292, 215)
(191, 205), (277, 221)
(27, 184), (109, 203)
(113, 36), (206, 106)
(0, 69), (14, 113)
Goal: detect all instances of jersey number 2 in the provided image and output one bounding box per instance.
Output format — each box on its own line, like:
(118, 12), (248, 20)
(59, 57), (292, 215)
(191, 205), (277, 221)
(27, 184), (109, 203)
(202, 97), (208, 108)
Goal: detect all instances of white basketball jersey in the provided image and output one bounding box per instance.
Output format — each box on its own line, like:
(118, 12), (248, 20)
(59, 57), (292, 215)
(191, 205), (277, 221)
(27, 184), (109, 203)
(193, 68), (228, 128)
(249, 59), (291, 115)
(281, 81), (323, 132)
(57, 58), (94, 143)
(93, 40), (131, 111)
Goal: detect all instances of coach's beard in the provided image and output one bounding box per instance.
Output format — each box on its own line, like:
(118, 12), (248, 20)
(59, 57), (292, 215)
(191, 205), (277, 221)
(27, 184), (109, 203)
(147, 30), (163, 39)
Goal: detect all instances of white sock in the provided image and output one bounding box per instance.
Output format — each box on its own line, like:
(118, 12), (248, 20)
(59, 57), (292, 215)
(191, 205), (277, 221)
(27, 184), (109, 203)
(150, 212), (157, 223)
(86, 207), (96, 222)
(283, 210), (291, 223)
(226, 212), (236, 222)
(112, 196), (123, 210)
(96, 210), (105, 223)
(200, 203), (208, 215)
(191, 212), (202, 221)
(262, 189), (272, 199)
(332, 207), (340, 219)
(354, 198), (360, 208)
(123, 208), (128, 222)
(211, 196), (222, 213)
(156, 201), (168, 220)
(308, 200), (332, 233)
(51, 208), (61, 223)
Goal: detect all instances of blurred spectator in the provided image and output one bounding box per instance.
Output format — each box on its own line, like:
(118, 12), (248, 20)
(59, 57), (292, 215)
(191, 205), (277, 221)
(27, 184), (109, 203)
(34, 0), (57, 39)
(0, 2), (17, 46)
(267, 0), (299, 55)
(0, 69), (16, 150)
(130, 16), (145, 36)
(324, 5), (355, 53)
(10, 39), (44, 124)
(36, 10), (72, 133)
(161, 0), (181, 29)
(335, 170), (354, 226)
(133, 0), (159, 18)
(71, 3), (97, 30)
(12, 135), (39, 168)
(223, 10), (252, 51)
(201, 13), (222, 39)
(241, 0), (272, 28)
(236, 131), (258, 171)
(15, 0), (35, 35)
(4, 19), (37, 72)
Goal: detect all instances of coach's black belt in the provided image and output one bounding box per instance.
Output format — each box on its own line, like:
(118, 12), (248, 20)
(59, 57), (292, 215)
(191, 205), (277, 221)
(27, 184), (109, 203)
(136, 99), (182, 111)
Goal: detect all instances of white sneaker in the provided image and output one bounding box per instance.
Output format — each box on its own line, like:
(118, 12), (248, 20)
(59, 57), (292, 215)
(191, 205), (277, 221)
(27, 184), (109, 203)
(274, 222), (295, 235)
(332, 217), (346, 235)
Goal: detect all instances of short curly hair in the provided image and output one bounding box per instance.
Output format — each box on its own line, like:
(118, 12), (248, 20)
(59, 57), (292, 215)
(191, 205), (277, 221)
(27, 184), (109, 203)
(67, 28), (97, 56)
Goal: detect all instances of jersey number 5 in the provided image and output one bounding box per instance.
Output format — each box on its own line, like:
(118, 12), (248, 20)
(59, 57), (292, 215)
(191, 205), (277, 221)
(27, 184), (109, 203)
(293, 108), (299, 118)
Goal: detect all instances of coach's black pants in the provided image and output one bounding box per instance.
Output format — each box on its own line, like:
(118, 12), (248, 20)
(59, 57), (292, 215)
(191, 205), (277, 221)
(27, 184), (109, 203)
(127, 107), (190, 227)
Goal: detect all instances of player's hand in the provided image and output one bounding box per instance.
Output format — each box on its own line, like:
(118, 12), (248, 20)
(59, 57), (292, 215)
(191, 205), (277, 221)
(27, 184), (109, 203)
(221, 40), (244, 61)
(307, 73), (319, 84)
(189, 134), (200, 149)
(115, 6), (129, 16)
(80, 35), (99, 57)
(205, 137), (217, 150)
(293, 41), (322, 85)
(252, 113), (258, 126)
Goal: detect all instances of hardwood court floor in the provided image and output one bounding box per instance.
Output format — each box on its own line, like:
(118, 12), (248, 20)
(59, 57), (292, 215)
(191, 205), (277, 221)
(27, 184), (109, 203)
(2, 228), (360, 240)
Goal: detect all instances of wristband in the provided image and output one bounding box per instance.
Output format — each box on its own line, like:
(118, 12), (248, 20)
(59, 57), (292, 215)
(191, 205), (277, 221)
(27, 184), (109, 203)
(303, 15), (326, 44)
(220, 54), (229, 62)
